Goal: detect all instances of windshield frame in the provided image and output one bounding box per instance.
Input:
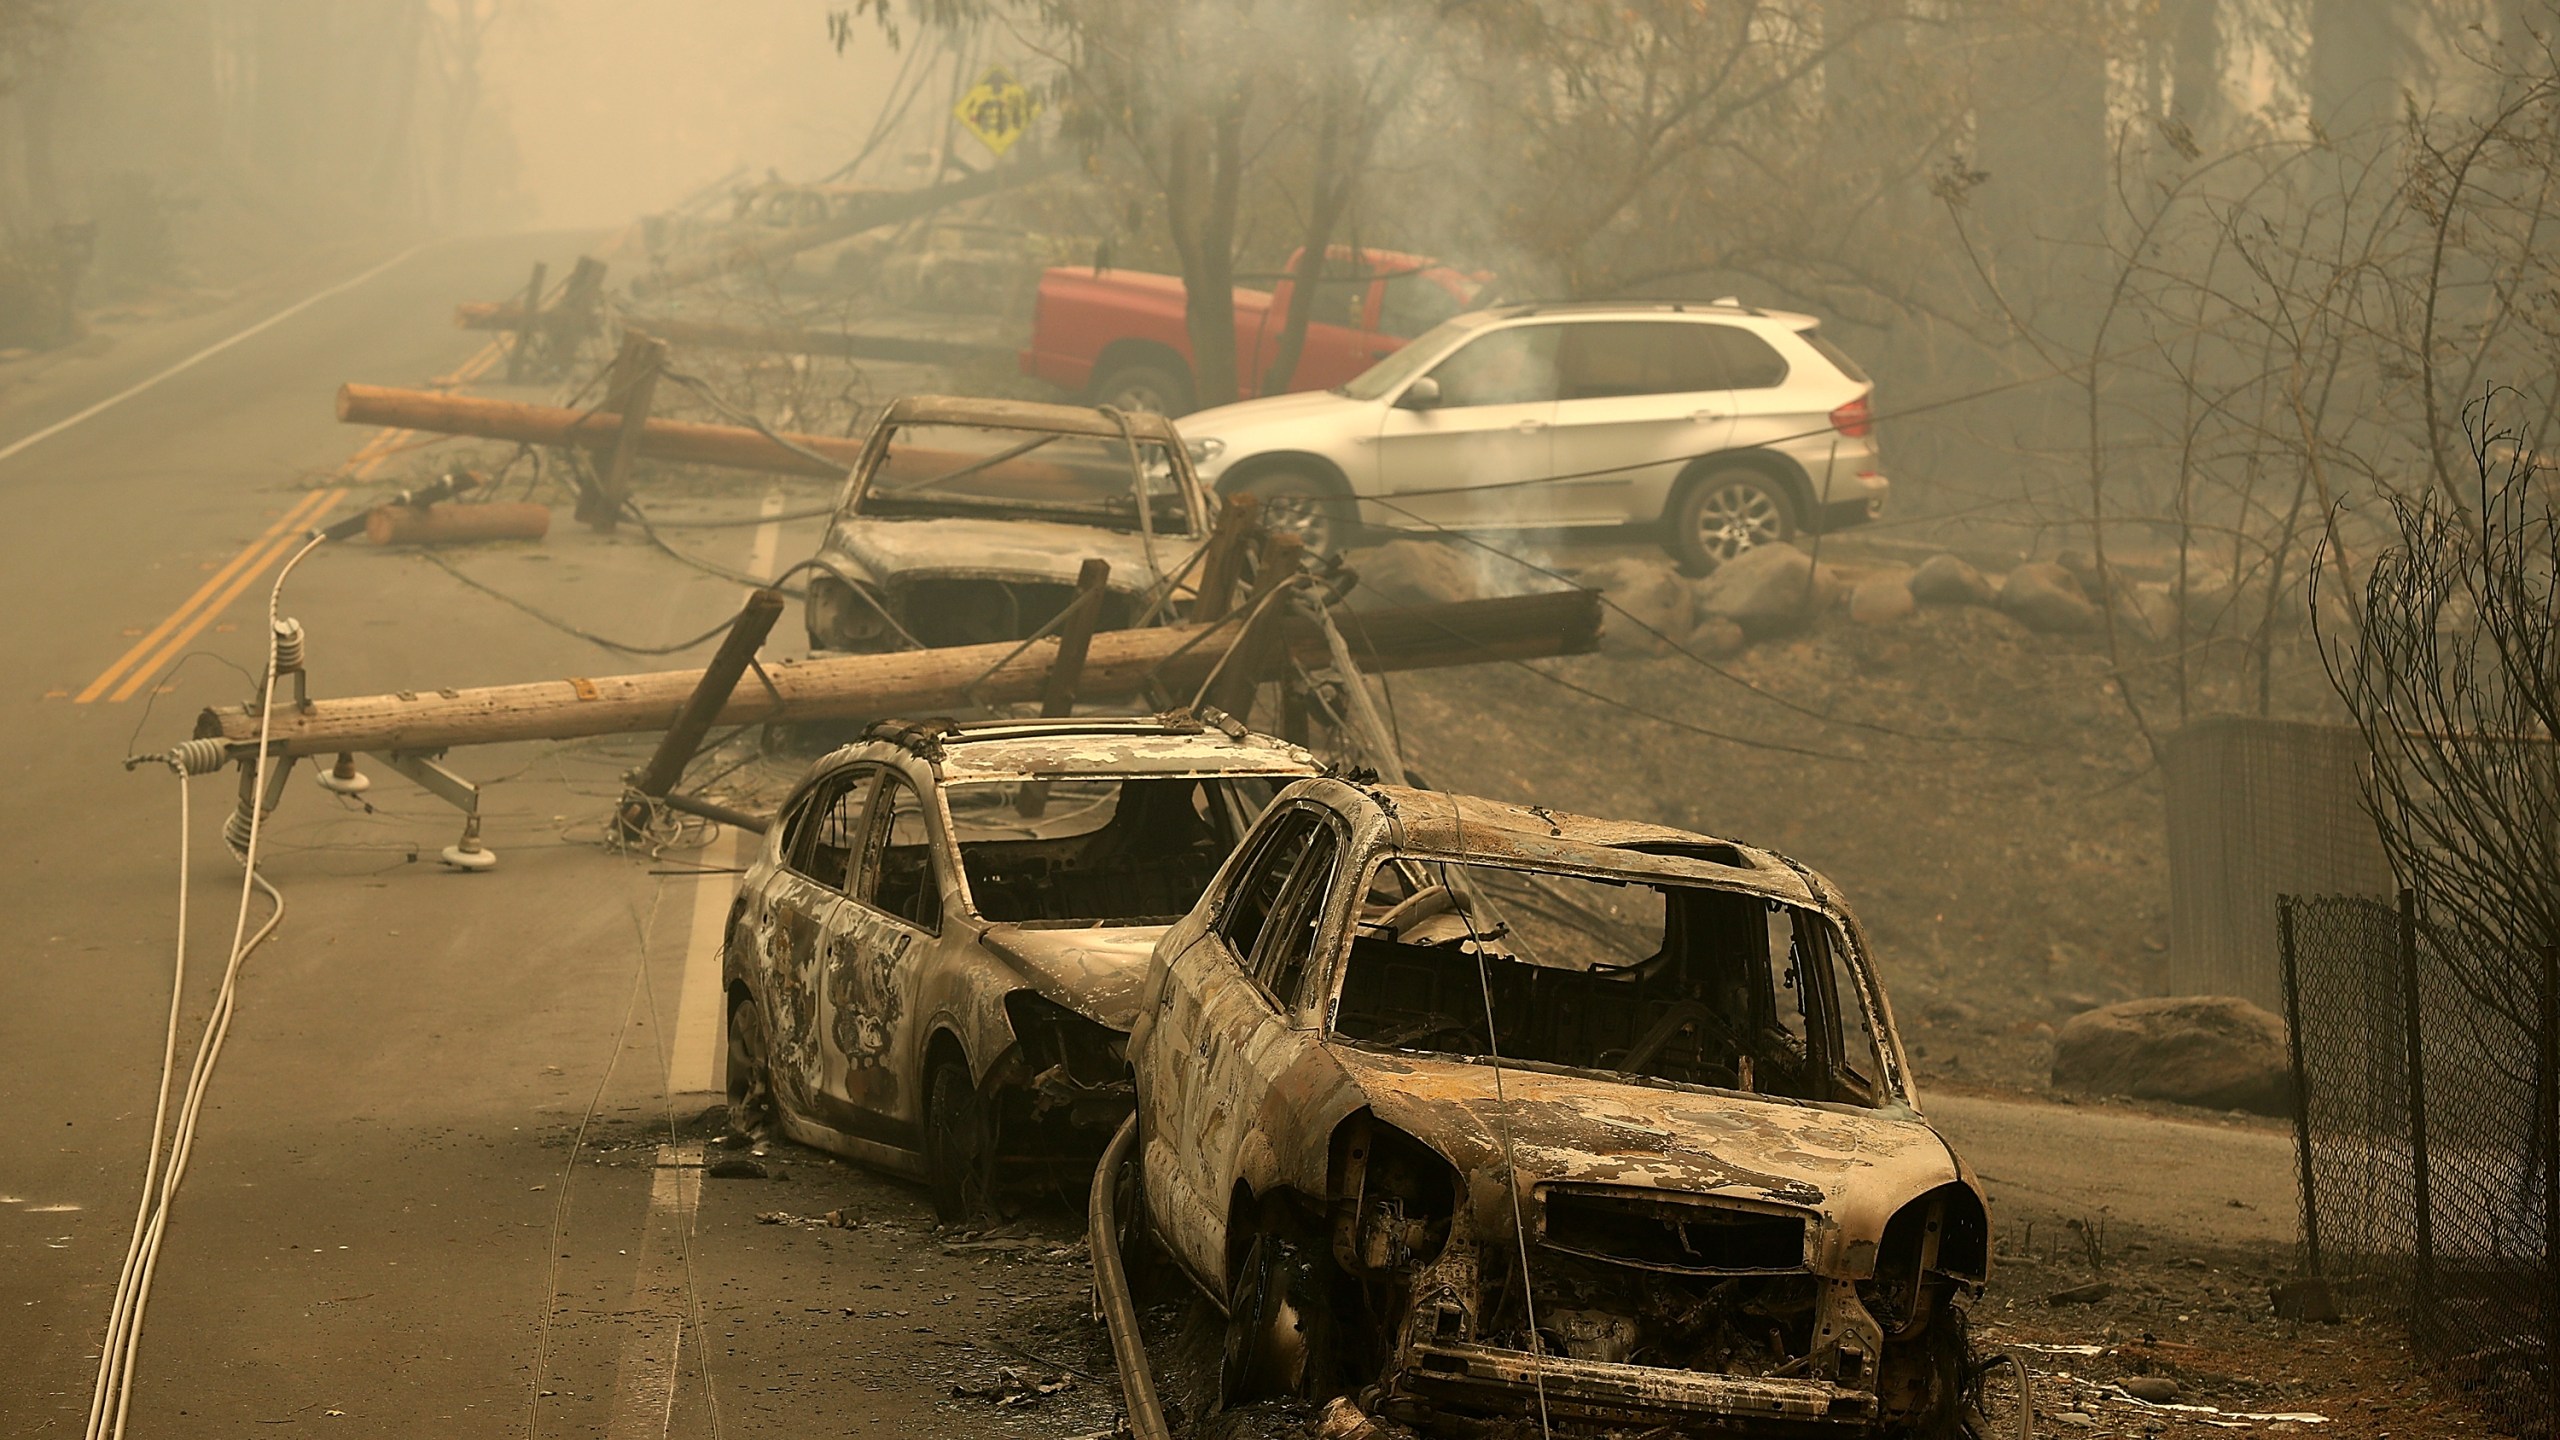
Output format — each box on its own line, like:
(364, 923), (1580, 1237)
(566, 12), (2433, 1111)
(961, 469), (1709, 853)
(838, 419), (1206, 536)
(1318, 850), (1902, 1108)
(1336, 310), (1503, 402)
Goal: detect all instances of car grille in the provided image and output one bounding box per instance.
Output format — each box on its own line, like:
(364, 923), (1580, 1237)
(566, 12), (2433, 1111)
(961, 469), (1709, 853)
(1538, 1186), (1808, 1274)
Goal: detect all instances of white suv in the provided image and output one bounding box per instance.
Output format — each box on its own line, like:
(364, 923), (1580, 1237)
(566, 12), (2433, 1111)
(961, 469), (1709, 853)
(1179, 300), (1886, 569)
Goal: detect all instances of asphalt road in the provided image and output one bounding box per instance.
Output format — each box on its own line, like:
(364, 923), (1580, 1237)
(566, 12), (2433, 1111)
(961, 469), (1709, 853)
(0, 234), (2299, 1438)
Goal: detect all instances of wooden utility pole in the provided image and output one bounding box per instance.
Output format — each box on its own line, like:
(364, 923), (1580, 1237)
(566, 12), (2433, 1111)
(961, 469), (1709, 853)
(584, 330), (667, 530)
(502, 261), (546, 382)
(193, 590), (1604, 760)
(1018, 558), (1112, 818)
(617, 588), (786, 838)
(337, 384), (863, 479)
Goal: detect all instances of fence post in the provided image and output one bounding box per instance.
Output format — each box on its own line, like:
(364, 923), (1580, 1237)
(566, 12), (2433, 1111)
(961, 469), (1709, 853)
(2398, 887), (2437, 1340)
(2540, 942), (2558, 1431)
(2279, 895), (2323, 1277)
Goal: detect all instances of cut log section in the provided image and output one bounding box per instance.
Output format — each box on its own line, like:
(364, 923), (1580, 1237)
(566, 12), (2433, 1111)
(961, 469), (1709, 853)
(193, 590), (1602, 759)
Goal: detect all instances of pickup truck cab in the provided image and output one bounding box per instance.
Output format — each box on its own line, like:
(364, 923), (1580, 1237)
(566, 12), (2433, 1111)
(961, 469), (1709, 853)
(1018, 246), (1490, 415)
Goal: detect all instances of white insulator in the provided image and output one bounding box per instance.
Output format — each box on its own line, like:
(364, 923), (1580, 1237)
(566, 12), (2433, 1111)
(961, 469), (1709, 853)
(270, 617), (307, 674)
(222, 803), (257, 856)
(165, 738), (231, 777)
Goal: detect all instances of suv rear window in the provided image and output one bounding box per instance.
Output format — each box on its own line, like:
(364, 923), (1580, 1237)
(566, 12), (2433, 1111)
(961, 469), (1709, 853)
(1706, 326), (1791, 389)
(1801, 331), (1870, 384)
(1556, 322), (1727, 399)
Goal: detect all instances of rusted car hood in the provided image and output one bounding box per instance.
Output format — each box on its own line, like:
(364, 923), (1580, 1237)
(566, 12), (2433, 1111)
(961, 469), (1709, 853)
(979, 924), (1168, 1031)
(1329, 1046), (1960, 1213)
(821, 515), (1177, 590)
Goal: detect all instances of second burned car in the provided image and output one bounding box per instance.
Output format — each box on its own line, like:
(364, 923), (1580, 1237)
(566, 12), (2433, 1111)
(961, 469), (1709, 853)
(722, 716), (1319, 1217)
(1127, 779), (1993, 1435)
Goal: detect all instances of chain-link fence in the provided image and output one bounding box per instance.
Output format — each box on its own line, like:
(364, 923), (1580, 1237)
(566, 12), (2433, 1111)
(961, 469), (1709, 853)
(2281, 891), (2559, 1436)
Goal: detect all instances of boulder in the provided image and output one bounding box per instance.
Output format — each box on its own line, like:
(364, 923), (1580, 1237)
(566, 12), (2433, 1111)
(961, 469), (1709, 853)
(1685, 615), (1748, 658)
(1909, 553), (1997, 607)
(1999, 562), (2100, 634)
(1576, 555), (1694, 656)
(1344, 539), (1487, 611)
(1692, 542), (1842, 637)
(2050, 996), (2294, 1115)
(1848, 573), (1917, 625)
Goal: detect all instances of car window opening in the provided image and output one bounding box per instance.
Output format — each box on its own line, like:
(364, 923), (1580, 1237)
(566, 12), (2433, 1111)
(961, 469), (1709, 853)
(1331, 860), (1884, 1106)
(855, 422), (1193, 533)
(945, 776), (1275, 927)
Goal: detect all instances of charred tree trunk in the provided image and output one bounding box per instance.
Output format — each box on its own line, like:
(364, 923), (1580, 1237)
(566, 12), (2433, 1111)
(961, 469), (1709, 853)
(1167, 82), (1249, 410)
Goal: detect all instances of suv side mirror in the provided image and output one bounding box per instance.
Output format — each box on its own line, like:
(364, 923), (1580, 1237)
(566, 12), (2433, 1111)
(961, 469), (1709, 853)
(1396, 375), (1443, 411)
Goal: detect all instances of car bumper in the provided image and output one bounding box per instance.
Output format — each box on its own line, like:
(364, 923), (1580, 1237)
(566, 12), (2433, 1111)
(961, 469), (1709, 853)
(1383, 1340), (1877, 1433)
(1810, 470), (1887, 534)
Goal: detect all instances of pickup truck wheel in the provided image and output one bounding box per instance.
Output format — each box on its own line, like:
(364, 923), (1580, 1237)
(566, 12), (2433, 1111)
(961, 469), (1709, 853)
(923, 1059), (997, 1222)
(1090, 360), (1192, 416)
(726, 994), (779, 1144)
(1666, 466), (1796, 571)
(1220, 1230), (1342, 1407)
(1237, 469), (1354, 555)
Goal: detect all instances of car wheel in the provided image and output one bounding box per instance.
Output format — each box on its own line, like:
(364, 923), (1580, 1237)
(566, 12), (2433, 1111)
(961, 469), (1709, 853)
(923, 1059), (996, 1222)
(726, 993), (780, 1144)
(1219, 1229), (1341, 1407)
(1236, 468), (1355, 556)
(1091, 359), (1193, 417)
(1668, 466), (1797, 571)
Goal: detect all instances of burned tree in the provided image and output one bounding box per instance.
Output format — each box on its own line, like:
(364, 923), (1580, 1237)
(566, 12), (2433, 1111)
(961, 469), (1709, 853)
(2316, 398), (2558, 1031)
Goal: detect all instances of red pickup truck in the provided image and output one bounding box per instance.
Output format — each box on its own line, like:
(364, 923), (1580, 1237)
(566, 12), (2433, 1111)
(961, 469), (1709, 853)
(1018, 246), (1490, 415)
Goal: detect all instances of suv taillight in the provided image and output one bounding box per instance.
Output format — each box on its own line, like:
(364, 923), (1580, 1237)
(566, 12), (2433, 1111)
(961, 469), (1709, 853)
(1830, 396), (1873, 438)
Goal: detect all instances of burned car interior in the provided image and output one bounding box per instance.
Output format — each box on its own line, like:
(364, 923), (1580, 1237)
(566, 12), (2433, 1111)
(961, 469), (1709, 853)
(945, 776), (1276, 925)
(1330, 857), (1888, 1105)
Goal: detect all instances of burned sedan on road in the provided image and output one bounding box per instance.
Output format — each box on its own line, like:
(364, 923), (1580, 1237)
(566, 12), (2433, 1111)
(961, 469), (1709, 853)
(804, 396), (1208, 652)
(1128, 779), (1991, 1434)
(722, 717), (1318, 1217)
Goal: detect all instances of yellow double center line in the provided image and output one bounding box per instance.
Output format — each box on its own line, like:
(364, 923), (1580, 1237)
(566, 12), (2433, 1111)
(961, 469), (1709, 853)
(74, 339), (507, 705)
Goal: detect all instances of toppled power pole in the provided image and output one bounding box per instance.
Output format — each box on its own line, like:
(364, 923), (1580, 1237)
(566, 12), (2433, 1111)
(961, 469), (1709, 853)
(191, 590), (1601, 760)
(336, 383), (863, 479)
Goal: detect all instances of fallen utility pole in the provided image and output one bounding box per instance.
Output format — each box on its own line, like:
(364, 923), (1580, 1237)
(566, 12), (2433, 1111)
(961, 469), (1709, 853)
(337, 383), (861, 480)
(630, 156), (1069, 299)
(618, 588), (787, 840)
(193, 589), (1601, 760)
(619, 314), (1009, 367)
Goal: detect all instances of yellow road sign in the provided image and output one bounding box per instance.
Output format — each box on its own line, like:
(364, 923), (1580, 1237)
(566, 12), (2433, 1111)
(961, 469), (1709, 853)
(954, 66), (1039, 157)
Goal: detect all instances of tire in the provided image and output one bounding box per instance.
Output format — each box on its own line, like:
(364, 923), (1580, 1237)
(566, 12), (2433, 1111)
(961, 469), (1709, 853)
(1666, 465), (1798, 571)
(725, 993), (780, 1144)
(1219, 1229), (1342, 1408)
(1090, 358), (1193, 417)
(922, 1058), (997, 1223)
(1235, 467), (1357, 556)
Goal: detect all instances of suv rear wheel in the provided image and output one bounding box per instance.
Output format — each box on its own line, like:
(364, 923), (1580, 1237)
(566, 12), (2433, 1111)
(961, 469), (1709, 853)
(1668, 466), (1797, 571)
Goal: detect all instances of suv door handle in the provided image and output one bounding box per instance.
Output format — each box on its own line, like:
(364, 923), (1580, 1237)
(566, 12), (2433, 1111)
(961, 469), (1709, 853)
(1514, 418), (1547, 433)
(1691, 409), (1727, 423)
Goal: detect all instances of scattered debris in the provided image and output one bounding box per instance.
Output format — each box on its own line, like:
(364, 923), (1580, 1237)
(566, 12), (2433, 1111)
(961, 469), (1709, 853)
(950, 1365), (1074, 1407)
(2044, 1281), (2117, 1306)
(706, 1156), (773, 1180)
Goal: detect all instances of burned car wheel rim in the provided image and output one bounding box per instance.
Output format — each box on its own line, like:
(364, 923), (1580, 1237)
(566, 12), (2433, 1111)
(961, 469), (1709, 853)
(1239, 473), (1343, 555)
(1220, 1231), (1332, 1407)
(924, 1062), (996, 1222)
(1693, 479), (1787, 563)
(726, 997), (779, 1143)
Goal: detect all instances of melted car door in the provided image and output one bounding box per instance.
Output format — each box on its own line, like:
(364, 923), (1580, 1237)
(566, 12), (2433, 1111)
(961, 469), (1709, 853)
(760, 766), (876, 1117)
(833, 772), (946, 1134)
(1142, 806), (1311, 1280)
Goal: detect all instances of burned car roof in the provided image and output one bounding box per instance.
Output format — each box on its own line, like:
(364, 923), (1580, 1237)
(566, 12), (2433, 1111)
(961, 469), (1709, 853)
(819, 716), (1320, 782)
(880, 393), (1188, 444)
(1339, 782), (1825, 907)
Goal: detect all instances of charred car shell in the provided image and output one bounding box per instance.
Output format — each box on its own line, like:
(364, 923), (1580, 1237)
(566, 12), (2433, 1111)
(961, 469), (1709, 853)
(805, 396), (1209, 652)
(720, 715), (1318, 1217)
(1127, 779), (1992, 1433)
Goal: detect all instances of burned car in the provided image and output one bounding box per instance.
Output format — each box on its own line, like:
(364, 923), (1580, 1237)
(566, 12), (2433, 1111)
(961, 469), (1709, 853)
(804, 396), (1209, 652)
(1127, 779), (1991, 1434)
(722, 716), (1319, 1218)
